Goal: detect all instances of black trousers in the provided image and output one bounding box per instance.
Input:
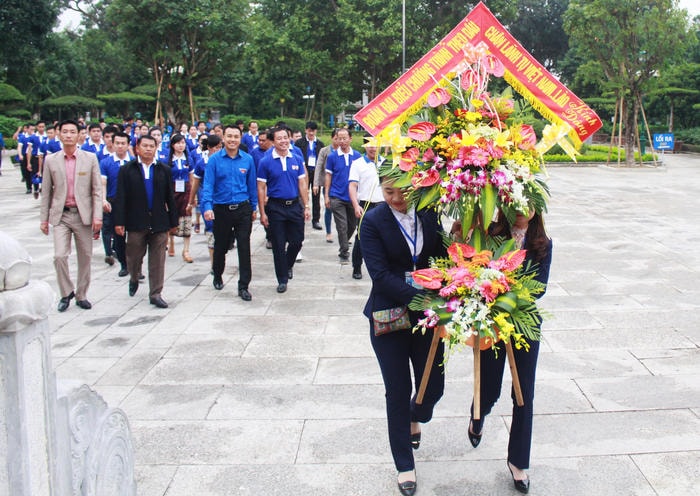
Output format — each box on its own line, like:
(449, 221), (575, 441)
(212, 202), (253, 290)
(101, 209), (126, 267)
(470, 337), (540, 469)
(370, 320), (445, 472)
(266, 199), (304, 284)
(307, 166), (321, 224)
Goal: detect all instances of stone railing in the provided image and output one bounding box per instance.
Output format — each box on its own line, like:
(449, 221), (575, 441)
(0, 231), (136, 495)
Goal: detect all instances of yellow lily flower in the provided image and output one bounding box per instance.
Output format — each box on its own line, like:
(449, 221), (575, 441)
(376, 124), (414, 167)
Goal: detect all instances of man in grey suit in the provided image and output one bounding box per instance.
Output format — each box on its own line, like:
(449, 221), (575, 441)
(39, 119), (103, 312)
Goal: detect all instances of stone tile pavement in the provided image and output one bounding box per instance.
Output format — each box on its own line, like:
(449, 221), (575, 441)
(1, 150), (699, 495)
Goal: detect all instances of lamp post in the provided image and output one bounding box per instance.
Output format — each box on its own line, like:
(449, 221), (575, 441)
(302, 93), (315, 121)
(402, 0), (406, 73)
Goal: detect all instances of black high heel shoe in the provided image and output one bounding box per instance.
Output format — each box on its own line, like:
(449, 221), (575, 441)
(468, 418), (482, 448)
(508, 462), (530, 494)
(410, 431), (421, 450)
(397, 470), (417, 496)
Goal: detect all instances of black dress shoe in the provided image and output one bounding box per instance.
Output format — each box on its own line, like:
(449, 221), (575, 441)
(312, 222), (322, 230)
(213, 277), (223, 290)
(118, 268), (129, 277)
(138, 273), (145, 280)
(150, 296), (169, 308)
(410, 431), (421, 450)
(352, 270), (362, 279)
(287, 268), (293, 280)
(128, 280), (138, 297)
(468, 418), (483, 448)
(397, 480), (417, 496)
(75, 299), (92, 310)
(508, 462), (530, 494)
(238, 288), (252, 301)
(276, 283), (287, 293)
(57, 291), (75, 312)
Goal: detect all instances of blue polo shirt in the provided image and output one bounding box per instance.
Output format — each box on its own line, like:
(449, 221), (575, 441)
(156, 143), (169, 163)
(18, 133), (30, 156)
(81, 140), (108, 160)
(100, 153), (132, 199)
(185, 135), (199, 153)
(326, 148), (361, 202)
(257, 149), (306, 200)
(27, 134), (43, 157)
(200, 149), (258, 212)
(43, 138), (62, 154)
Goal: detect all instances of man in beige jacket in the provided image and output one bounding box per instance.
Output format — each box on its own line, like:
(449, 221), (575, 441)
(40, 119), (103, 312)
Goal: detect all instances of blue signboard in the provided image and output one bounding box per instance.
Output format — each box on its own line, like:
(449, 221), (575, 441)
(653, 133), (674, 151)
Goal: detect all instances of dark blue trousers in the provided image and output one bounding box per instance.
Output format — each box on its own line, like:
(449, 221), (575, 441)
(471, 337), (540, 469)
(370, 321), (445, 472)
(101, 210), (126, 268)
(266, 199), (304, 284)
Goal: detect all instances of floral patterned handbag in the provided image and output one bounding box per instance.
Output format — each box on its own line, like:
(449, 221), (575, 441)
(372, 306), (411, 336)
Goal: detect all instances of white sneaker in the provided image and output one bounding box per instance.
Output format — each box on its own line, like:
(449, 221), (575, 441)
(296, 250), (303, 262)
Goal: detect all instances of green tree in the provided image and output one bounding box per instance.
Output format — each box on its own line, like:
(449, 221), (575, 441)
(510, 0), (570, 72)
(106, 0), (249, 125)
(564, 0), (690, 164)
(0, 0), (61, 90)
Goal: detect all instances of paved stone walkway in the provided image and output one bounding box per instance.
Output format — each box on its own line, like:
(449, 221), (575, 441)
(1, 151), (699, 495)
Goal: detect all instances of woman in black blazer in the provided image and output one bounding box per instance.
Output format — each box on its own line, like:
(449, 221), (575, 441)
(359, 177), (448, 496)
(467, 211), (552, 494)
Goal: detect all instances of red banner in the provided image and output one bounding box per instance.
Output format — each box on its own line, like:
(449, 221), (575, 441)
(354, 2), (602, 145)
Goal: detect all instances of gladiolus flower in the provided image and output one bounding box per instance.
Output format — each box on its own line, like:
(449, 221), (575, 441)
(428, 87), (451, 107)
(407, 121), (436, 141)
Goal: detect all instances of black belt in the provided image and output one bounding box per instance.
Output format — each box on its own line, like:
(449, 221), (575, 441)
(269, 198), (298, 206)
(215, 200), (249, 210)
(63, 206), (78, 212)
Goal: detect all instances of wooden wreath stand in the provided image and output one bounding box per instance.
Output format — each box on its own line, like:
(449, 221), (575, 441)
(415, 328), (524, 415)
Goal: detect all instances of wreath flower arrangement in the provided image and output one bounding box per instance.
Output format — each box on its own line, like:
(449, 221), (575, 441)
(372, 41), (561, 358)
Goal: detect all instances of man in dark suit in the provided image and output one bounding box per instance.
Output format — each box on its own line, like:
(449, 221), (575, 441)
(113, 134), (178, 308)
(294, 121), (325, 230)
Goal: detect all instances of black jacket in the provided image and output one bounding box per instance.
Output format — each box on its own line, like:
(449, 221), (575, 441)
(113, 159), (178, 233)
(295, 136), (326, 167)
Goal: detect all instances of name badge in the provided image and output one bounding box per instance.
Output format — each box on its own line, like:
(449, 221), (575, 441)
(308, 156), (316, 167)
(405, 271), (422, 289)
(78, 172), (87, 176)
(175, 179), (185, 192)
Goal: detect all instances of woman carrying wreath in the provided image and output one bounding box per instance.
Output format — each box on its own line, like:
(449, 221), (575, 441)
(359, 175), (448, 496)
(467, 210), (552, 494)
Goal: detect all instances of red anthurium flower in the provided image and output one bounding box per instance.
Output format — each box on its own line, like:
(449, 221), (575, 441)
(447, 243), (476, 265)
(411, 168), (441, 188)
(482, 54), (505, 77)
(518, 124), (537, 150)
(460, 69), (480, 90)
(399, 147), (420, 171)
(411, 268), (444, 289)
(422, 147), (437, 163)
(428, 87), (451, 107)
(489, 249), (526, 272)
(407, 121), (436, 141)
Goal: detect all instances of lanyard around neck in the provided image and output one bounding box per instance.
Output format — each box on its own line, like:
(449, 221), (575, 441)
(395, 211), (418, 270)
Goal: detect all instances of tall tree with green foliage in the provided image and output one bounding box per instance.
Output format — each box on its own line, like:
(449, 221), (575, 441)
(0, 0), (61, 91)
(564, 0), (690, 164)
(510, 0), (570, 72)
(106, 0), (249, 125)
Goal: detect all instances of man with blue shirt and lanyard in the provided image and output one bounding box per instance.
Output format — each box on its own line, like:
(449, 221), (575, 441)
(100, 131), (133, 276)
(200, 125), (258, 301)
(295, 121), (325, 230)
(324, 127), (361, 264)
(257, 127), (310, 293)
